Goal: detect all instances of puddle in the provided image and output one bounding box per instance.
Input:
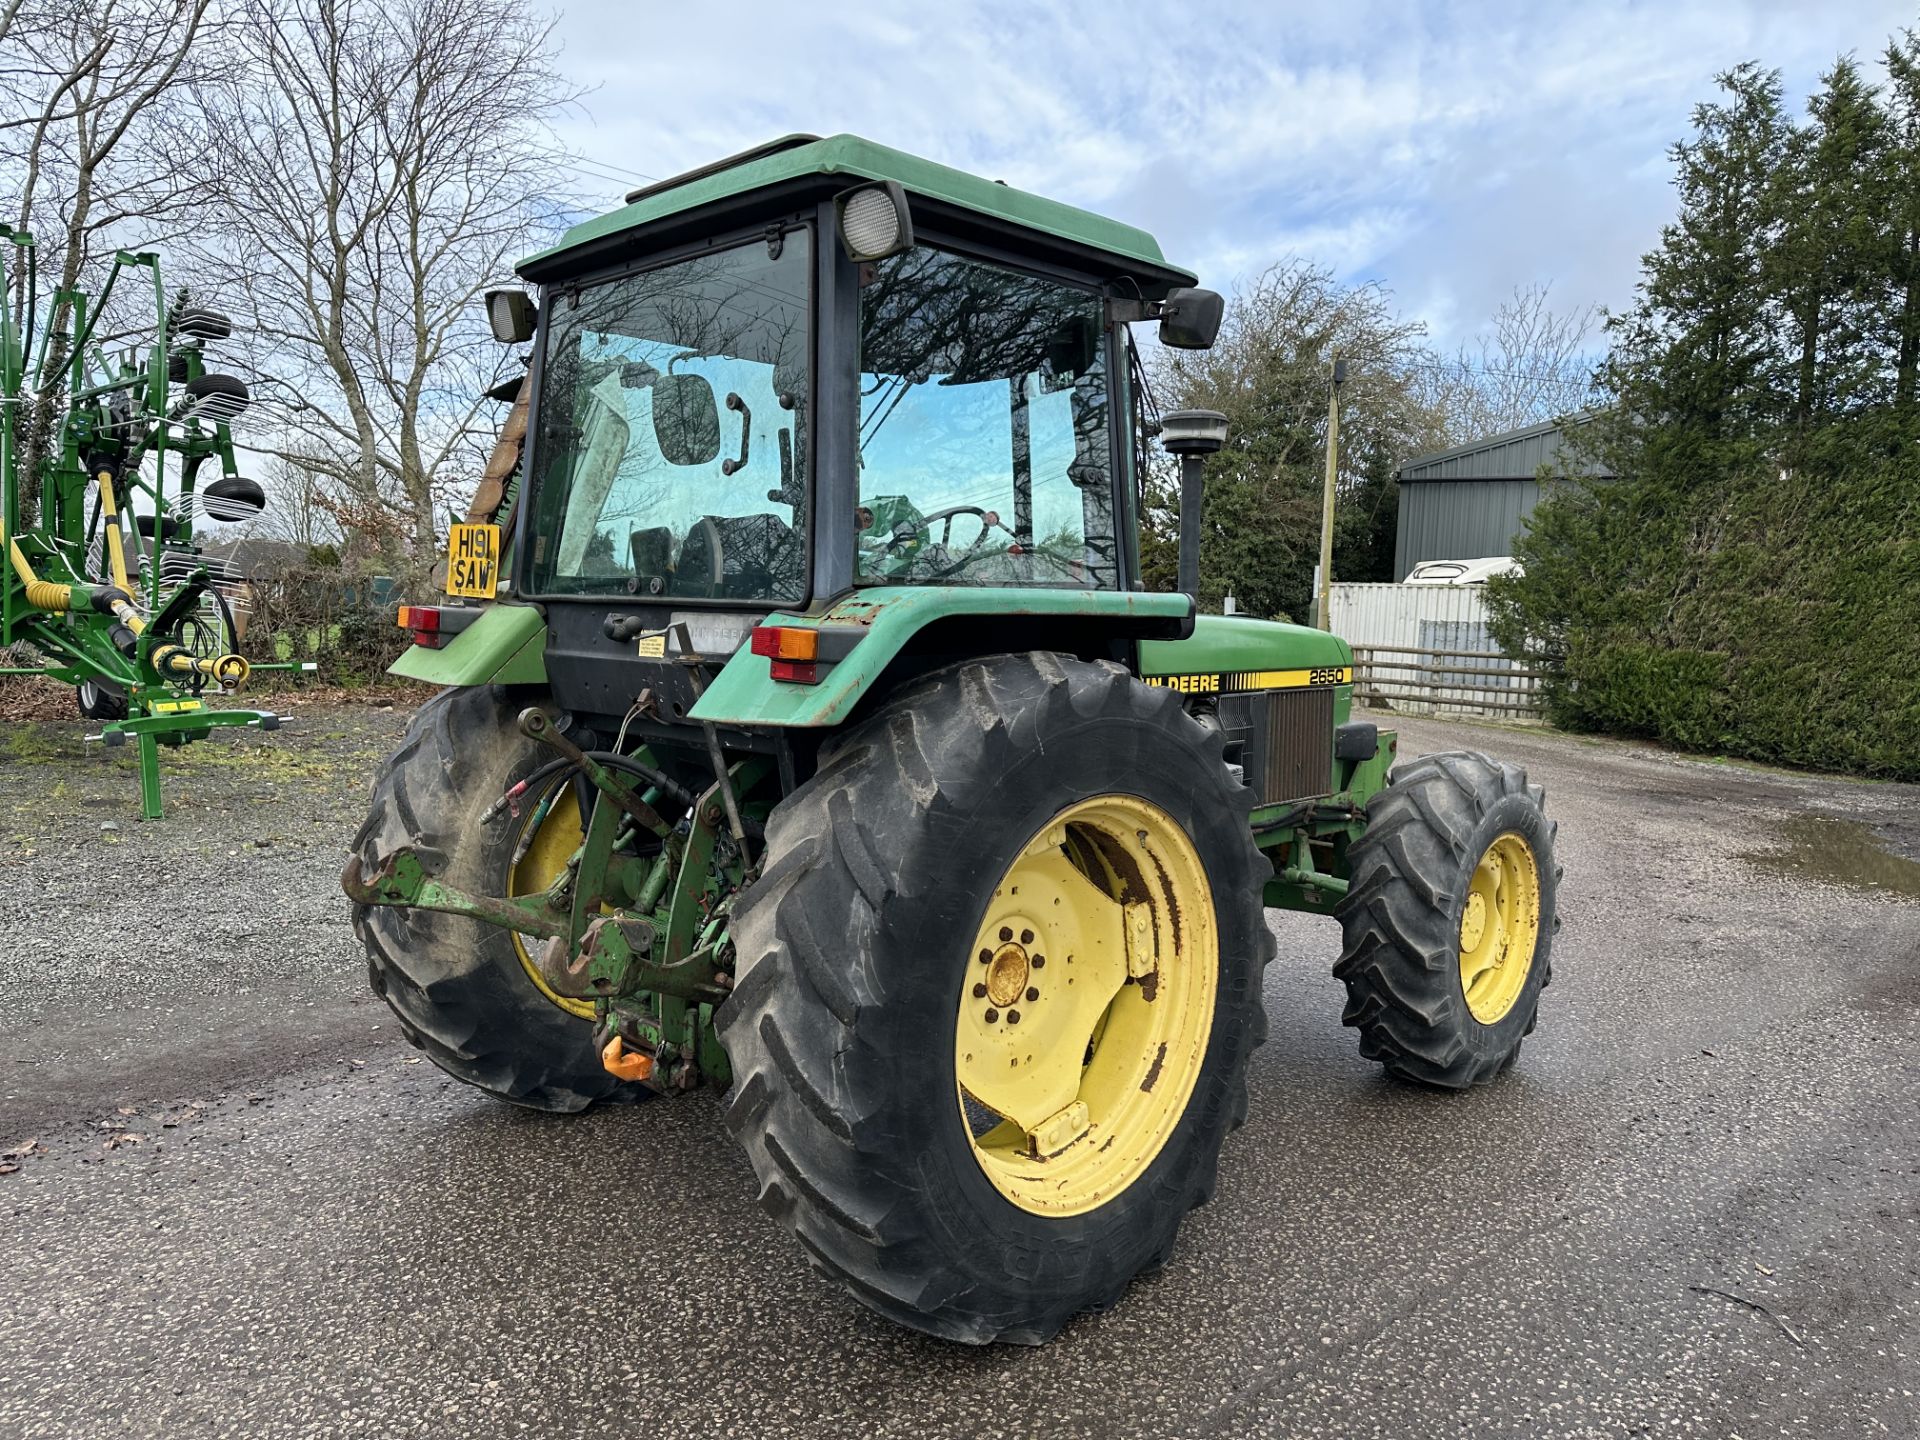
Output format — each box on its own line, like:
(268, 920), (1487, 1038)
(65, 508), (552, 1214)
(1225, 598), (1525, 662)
(1741, 815), (1920, 899)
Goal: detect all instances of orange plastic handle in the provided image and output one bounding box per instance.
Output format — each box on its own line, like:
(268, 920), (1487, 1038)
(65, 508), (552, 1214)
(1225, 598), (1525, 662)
(600, 1035), (654, 1082)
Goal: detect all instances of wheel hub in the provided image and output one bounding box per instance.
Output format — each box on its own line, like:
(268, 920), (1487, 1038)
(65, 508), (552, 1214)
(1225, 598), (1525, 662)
(510, 785), (597, 1020)
(954, 795), (1217, 1217)
(1456, 831), (1542, 1025)
(984, 942), (1031, 1008)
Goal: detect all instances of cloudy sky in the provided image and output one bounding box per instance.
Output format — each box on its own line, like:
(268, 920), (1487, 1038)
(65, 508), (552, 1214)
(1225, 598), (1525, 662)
(544, 1), (1911, 349)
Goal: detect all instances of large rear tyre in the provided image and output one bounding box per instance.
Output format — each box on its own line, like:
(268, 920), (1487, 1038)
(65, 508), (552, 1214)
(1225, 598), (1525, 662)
(1332, 750), (1560, 1088)
(719, 653), (1273, 1344)
(351, 684), (644, 1111)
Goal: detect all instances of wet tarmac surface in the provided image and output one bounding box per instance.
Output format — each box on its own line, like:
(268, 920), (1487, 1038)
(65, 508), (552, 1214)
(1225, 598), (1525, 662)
(2, 709), (1916, 1438)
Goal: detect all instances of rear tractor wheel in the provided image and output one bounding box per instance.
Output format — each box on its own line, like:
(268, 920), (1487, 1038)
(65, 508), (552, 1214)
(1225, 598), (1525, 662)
(720, 653), (1273, 1344)
(351, 684), (645, 1111)
(1333, 750), (1560, 1088)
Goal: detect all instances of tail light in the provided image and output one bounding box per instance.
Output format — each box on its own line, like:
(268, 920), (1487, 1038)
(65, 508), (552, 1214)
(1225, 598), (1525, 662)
(396, 605), (483, 650)
(751, 624), (820, 684)
(397, 605), (444, 648)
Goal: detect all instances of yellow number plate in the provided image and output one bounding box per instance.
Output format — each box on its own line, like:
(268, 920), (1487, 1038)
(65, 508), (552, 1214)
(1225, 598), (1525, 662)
(446, 523), (501, 599)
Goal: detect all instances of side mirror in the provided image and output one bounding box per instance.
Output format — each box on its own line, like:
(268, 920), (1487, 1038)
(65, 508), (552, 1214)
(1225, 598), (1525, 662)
(651, 373), (721, 466)
(1159, 287), (1225, 350)
(484, 288), (538, 344)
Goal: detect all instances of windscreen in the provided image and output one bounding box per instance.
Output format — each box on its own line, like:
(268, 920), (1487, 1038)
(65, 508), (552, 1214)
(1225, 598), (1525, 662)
(855, 247), (1116, 589)
(525, 233), (810, 600)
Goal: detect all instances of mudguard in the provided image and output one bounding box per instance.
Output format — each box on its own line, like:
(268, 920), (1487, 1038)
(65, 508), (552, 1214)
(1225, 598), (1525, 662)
(388, 603), (547, 686)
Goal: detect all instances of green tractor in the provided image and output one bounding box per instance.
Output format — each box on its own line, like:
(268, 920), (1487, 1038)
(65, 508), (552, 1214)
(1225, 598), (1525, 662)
(344, 135), (1561, 1344)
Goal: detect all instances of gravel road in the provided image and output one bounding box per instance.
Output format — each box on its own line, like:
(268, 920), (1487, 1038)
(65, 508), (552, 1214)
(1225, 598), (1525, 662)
(2, 702), (1916, 1439)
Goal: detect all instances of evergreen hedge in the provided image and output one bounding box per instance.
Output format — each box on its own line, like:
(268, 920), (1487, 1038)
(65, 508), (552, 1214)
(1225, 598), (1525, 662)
(1487, 51), (1920, 780)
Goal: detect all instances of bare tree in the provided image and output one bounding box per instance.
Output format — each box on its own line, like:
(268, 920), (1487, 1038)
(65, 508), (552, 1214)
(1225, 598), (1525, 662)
(1149, 260), (1450, 616)
(229, 452), (347, 552)
(188, 0), (573, 565)
(1424, 283), (1601, 443)
(0, 0), (220, 518)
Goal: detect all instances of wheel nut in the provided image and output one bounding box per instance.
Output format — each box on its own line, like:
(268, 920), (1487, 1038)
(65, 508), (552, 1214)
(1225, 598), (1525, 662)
(1020, 929), (1033, 944)
(998, 927), (1013, 942)
(1007, 1010), (1021, 1025)
(984, 1008), (999, 1023)
(979, 949), (993, 965)
(1026, 987), (1039, 1002)
(1032, 955), (1045, 968)
(972, 983), (988, 999)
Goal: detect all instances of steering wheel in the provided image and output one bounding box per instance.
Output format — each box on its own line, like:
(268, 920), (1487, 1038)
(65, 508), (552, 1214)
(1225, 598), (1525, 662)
(907, 505), (1011, 569)
(923, 505), (1000, 548)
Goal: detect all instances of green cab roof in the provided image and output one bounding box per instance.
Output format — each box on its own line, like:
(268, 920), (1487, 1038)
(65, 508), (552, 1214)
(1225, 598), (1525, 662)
(520, 133), (1195, 289)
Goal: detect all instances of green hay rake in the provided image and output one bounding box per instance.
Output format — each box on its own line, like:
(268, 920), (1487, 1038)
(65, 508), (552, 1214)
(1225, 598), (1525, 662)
(0, 228), (307, 817)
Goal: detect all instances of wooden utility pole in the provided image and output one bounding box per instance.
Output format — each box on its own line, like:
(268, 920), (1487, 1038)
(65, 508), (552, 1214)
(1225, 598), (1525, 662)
(1315, 358), (1348, 629)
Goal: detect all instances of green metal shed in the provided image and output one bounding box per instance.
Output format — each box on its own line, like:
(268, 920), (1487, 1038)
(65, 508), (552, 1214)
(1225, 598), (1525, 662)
(1392, 413), (1612, 579)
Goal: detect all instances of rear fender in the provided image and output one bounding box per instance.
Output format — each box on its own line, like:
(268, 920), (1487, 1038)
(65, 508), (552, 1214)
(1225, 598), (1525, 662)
(688, 586), (1192, 728)
(388, 603), (547, 686)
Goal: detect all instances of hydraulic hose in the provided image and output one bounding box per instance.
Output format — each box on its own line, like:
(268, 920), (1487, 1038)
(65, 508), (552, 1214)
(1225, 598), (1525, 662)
(7, 537), (75, 611)
(480, 752), (756, 839)
(512, 751), (702, 814)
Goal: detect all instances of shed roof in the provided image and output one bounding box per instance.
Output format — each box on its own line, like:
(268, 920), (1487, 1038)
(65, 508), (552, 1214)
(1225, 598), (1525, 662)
(520, 134), (1194, 289)
(1399, 412), (1614, 483)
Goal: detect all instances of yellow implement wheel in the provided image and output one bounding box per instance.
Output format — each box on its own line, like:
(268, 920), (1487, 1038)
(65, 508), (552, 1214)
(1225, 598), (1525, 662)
(954, 796), (1217, 1217)
(1457, 832), (1541, 1024)
(510, 784), (596, 1020)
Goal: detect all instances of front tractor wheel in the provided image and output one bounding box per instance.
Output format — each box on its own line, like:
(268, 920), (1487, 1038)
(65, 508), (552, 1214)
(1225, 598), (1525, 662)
(1333, 751), (1560, 1088)
(719, 654), (1273, 1344)
(351, 685), (644, 1111)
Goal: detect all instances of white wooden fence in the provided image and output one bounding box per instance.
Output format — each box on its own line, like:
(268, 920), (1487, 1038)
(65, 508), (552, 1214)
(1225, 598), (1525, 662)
(1328, 582), (1546, 722)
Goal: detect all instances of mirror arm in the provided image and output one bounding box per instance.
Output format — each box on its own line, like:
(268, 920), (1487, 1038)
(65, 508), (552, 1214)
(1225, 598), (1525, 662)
(720, 392), (751, 476)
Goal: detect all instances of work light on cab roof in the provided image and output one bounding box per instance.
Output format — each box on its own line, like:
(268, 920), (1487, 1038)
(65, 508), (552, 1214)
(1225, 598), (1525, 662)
(836, 181), (914, 261)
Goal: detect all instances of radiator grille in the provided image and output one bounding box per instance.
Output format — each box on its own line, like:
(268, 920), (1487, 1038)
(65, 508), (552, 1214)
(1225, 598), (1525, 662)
(1262, 688), (1336, 804)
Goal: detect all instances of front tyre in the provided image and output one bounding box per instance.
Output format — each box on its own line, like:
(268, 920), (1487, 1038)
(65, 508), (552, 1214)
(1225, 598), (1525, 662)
(1333, 751), (1560, 1088)
(719, 654), (1273, 1344)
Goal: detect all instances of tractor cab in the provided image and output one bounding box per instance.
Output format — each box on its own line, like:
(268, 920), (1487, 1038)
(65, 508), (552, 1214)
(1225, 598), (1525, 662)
(400, 133), (1227, 740)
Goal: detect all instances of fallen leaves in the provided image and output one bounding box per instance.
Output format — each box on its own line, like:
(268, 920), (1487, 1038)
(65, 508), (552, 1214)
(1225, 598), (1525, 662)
(0, 1137), (47, 1173)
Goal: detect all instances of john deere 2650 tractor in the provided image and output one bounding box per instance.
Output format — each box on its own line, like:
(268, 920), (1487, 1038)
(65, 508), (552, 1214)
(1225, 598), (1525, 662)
(345, 135), (1560, 1344)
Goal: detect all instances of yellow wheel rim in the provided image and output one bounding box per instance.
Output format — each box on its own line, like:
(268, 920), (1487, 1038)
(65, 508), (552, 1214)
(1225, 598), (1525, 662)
(510, 785), (596, 1020)
(1457, 831), (1542, 1024)
(954, 795), (1217, 1218)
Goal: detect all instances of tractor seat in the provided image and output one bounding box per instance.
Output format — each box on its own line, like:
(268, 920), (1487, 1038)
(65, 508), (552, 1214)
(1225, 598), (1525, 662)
(677, 514), (800, 598)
